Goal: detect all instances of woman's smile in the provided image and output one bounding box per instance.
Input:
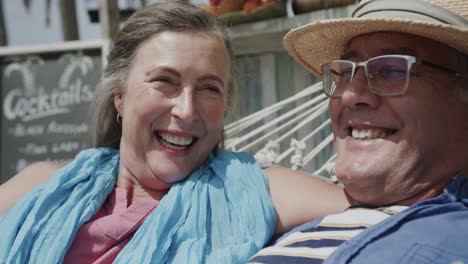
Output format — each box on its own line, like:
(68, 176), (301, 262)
(155, 130), (197, 152)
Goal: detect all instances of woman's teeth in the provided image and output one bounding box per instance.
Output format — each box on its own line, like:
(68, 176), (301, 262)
(157, 132), (194, 150)
(351, 128), (388, 140)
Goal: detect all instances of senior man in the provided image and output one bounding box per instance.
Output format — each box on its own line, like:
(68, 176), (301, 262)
(250, 0), (468, 263)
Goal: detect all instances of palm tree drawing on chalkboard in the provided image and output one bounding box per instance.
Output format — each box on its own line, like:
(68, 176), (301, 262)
(4, 56), (45, 96)
(58, 52), (94, 89)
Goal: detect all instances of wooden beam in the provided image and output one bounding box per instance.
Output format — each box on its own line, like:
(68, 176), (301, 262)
(99, 0), (119, 41)
(59, 0), (79, 41)
(0, 0), (7, 46)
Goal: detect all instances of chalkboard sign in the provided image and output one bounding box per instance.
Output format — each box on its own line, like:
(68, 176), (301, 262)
(0, 41), (107, 183)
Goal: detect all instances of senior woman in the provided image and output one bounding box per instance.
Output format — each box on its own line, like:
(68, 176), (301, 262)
(0, 2), (347, 263)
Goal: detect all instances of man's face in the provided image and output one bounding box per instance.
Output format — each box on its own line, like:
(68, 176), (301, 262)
(329, 32), (468, 206)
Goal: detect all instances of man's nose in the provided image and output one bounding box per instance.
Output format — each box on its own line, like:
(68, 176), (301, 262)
(340, 67), (380, 109)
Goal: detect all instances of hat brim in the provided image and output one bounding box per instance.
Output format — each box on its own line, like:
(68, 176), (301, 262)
(284, 17), (468, 77)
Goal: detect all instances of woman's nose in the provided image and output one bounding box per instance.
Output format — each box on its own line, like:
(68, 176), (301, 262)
(171, 88), (199, 123)
(340, 68), (380, 109)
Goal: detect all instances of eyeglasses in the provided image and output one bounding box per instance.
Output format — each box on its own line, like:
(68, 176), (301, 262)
(321, 54), (465, 98)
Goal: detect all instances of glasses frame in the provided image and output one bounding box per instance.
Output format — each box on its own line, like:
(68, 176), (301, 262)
(321, 54), (465, 98)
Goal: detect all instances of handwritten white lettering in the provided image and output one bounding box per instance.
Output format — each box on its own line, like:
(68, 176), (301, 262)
(51, 141), (80, 153)
(8, 124), (45, 137)
(47, 121), (88, 135)
(20, 143), (48, 155)
(2, 78), (94, 122)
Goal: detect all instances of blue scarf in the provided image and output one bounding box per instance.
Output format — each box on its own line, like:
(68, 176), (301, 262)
(0, 148), (276, 263)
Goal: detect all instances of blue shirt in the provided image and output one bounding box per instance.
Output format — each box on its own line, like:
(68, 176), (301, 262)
(253, 174), (468, 264)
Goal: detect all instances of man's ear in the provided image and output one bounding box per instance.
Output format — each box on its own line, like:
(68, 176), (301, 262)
(114, 88), (124, 114)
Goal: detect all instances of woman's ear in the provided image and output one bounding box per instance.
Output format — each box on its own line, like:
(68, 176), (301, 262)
(114, 88), (124, 114)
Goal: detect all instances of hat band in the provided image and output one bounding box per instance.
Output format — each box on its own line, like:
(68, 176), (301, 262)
(353, 0), (468, 27)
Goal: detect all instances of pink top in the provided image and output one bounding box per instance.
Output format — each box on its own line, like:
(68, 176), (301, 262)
(64, 187), (160, 264)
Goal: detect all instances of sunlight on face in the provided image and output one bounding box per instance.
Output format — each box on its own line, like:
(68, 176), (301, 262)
(115, 31), (230, 191)
(330, 32), (468, 206)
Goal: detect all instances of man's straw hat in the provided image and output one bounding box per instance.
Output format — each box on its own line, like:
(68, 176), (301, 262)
(284, 0), (468, 77)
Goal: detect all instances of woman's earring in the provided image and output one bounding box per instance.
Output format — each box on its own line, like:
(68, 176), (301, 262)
(116, 113), (122, 125)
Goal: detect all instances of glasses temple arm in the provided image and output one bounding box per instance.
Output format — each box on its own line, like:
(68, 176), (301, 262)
(419, 59), (466, 77)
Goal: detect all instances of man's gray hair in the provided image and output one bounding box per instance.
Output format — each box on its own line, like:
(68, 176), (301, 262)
(453, 50), (468, 102)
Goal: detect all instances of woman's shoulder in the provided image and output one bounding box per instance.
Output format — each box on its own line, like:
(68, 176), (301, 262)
(264, 166), (349, 235)
(0, 161), (62, 216)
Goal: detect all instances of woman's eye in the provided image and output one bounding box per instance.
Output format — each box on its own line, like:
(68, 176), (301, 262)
(150, 78), (177, 91)
(199, 85), (223, 97)
(152, 77), (171, 85)
(206, 86), (221, 93)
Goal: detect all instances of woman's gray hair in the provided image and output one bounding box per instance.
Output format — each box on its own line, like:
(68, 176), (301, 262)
(90, 1), (237, 148)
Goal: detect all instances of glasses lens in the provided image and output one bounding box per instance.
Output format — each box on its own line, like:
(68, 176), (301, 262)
(367, 56), (409, 95)
(322, 61), (354, 97)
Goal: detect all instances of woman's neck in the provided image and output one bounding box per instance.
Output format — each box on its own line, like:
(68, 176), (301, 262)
(116, 174), (169, 205)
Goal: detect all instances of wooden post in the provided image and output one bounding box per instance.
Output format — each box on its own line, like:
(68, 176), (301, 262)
(99, 0), (119, 41)
(0, 0), (7, 46)
(59, 0), (79, 41)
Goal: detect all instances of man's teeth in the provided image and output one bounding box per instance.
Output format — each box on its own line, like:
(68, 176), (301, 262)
(351, 129), (387, 140)
(158, 132), (194, 150)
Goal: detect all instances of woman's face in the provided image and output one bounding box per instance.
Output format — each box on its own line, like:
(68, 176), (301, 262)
(115, 31), (229, 191)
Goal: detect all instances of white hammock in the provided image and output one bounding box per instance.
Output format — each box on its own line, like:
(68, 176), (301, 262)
(225, 82), (337, 182)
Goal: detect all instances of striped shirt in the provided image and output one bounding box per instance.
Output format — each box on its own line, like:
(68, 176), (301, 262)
(249, 205), (407, 264)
